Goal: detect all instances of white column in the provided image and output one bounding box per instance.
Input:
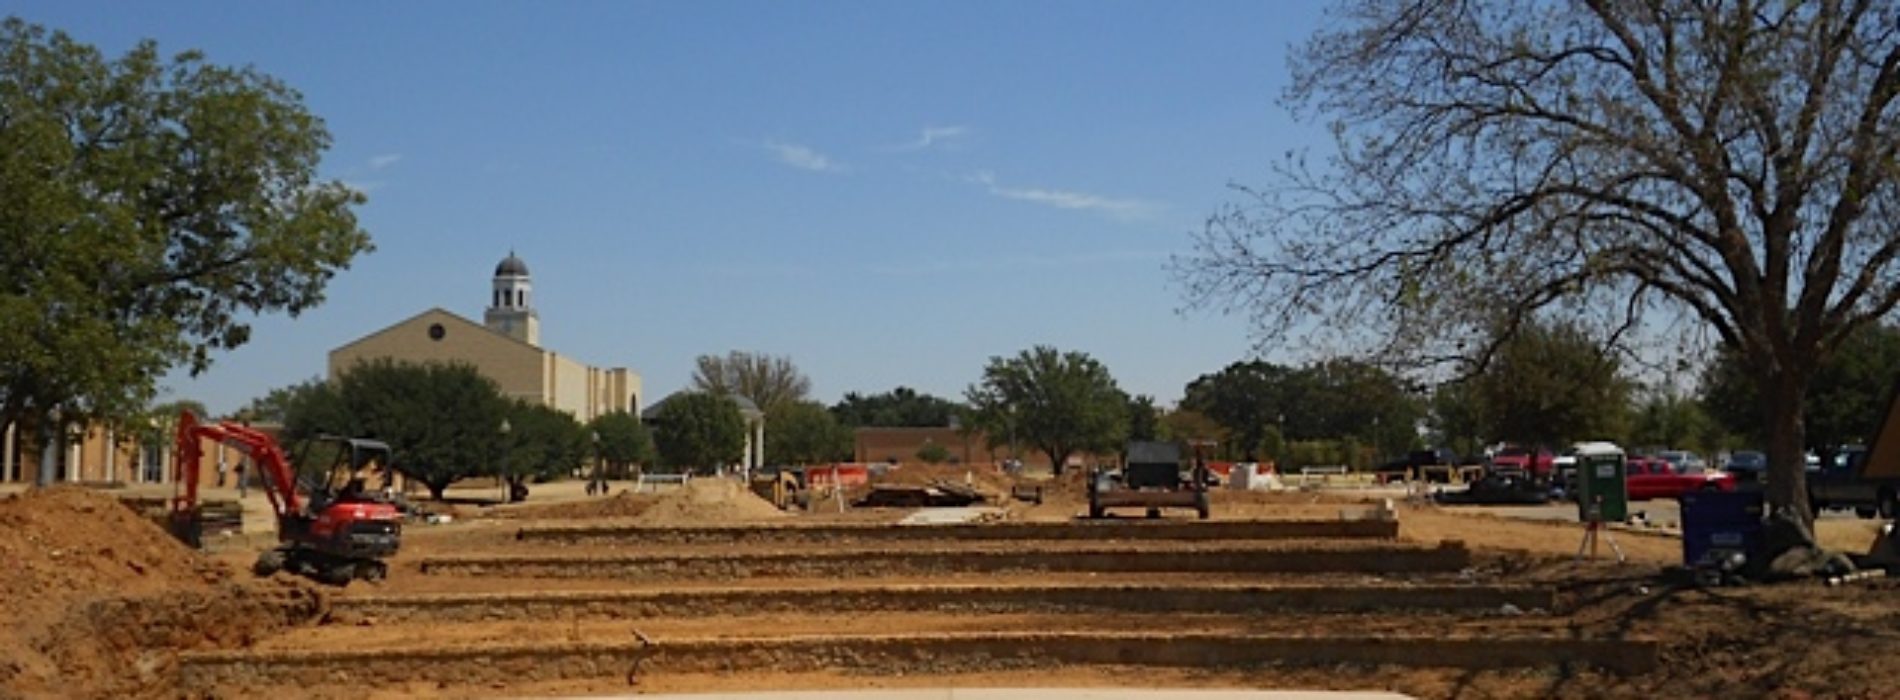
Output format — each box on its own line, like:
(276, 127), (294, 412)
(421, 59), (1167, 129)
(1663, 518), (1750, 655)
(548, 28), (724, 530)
(755, 422), (766, 469)
(68, 436), (81, 483)
(105, 427), (115, 482)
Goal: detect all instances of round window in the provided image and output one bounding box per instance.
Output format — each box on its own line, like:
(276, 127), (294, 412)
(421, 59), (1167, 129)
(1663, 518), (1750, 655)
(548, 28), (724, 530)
(427, 323), (446, 341)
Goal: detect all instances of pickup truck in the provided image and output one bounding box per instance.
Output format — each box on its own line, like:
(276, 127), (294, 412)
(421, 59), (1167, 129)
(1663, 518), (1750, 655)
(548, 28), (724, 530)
(1490, 447), (1556, 481)
(1626, 457), (1736, 501)
(1807, 446), (1898, 518)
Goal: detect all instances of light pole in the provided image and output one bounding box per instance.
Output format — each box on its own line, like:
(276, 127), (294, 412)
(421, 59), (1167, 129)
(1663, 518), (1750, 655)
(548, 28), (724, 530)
(590, 430), (603, 496)
(498, 418), (512, 503)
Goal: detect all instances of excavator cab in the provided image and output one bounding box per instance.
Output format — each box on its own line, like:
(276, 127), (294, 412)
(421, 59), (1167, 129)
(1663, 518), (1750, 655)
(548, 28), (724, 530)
(268, 436), (403, 582)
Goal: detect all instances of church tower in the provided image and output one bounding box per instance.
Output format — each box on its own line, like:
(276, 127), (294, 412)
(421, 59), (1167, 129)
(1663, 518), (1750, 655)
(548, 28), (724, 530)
(484, 251), (540, 346)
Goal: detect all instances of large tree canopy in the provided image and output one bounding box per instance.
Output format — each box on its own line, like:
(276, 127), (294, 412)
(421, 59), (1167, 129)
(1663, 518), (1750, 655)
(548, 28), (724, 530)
(1469, 321), (1634, 449)
(587, 410), (654, 479)
(965, 346), (1128, 475)
(1702, 322), (1900, 450)
(765, 400), (852, 466)
(691, 351), (811, 412)
(284, 361), (508, 500)
(0, 18), (370, 457)
(831, 386), (962, 428)
(651, 392), (747, 473)
(1176, 0), (1900, 525)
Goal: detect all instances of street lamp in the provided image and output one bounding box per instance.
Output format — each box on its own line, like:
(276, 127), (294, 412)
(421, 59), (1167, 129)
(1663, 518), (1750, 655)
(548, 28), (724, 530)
(498, 418), (512, 503)
(589, 430), (603, 496)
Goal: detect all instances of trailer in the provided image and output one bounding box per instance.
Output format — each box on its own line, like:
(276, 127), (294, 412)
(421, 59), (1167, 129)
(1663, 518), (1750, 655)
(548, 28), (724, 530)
(1088, 441), (1211, 520)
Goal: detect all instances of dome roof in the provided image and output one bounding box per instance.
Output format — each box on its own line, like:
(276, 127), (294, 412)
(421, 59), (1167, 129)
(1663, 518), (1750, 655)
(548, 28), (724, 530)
(494, 252), (530, 277)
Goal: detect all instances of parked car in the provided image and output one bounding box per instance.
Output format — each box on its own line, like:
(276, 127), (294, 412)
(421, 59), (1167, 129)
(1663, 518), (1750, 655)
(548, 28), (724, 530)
(1723, 450), (1767, 486)
(1655, 450), (1709, 474)
(1807, 445), (1895, 518)
(1626, 456), (1736, 500)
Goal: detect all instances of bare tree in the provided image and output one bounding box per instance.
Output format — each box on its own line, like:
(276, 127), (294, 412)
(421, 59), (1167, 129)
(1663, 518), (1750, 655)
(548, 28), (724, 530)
(1175, 0), (1900, 528)
(690, 351), (812, 412)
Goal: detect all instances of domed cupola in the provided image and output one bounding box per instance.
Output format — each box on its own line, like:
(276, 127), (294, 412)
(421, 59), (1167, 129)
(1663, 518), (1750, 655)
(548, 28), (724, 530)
(484, 250), (540, 346)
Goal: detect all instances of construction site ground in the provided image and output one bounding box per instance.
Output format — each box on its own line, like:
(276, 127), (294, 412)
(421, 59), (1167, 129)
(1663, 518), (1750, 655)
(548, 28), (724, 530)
(3, 473), (1897, 699)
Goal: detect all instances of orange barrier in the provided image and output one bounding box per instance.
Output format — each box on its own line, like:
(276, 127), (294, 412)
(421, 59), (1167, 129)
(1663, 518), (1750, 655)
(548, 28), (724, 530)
(807, 464), (871, 487)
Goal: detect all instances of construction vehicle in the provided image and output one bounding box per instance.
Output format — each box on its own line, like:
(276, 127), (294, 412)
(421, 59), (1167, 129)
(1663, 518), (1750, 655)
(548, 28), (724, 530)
(169, 411), (403, 585)
(1088, 441), (1211, 519)
(748, 468), (806, 510)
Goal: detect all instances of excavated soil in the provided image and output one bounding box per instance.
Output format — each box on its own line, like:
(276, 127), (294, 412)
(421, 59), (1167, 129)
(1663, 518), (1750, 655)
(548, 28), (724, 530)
(0, 488), (327, 699)
(491, 490), (659, 520)
(18, 480), (1900, 699)
(629, 478), (788, 525)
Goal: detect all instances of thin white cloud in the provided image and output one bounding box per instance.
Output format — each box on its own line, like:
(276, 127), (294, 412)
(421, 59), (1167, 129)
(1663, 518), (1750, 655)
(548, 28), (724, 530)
(895, 125), (970, 151)
(367, 153), (403, 170)
(968, 171), (1160, 220)
(867, 249), (1168, 277)
(763, 141), (844, 172)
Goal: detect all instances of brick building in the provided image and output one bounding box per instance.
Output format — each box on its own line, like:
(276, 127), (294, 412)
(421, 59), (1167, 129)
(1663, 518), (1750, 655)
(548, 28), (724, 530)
(3, 419), (276, 488)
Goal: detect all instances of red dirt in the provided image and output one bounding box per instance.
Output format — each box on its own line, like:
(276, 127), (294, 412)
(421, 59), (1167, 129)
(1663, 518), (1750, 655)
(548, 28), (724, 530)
(0, 487), (327, 699)
(629, 478), (788, 525)
(494, 490), (659, 520)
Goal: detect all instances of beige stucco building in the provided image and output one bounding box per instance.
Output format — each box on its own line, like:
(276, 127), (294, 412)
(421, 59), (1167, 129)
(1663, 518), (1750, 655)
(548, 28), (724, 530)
(327, 254), (642, 423)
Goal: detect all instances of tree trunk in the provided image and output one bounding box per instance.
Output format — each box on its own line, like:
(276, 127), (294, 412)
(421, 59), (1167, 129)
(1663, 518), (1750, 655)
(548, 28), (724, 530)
(427, 481), (448, 501)
(1047, 449), (1068, 477)
(1761, 372), (1815, 528)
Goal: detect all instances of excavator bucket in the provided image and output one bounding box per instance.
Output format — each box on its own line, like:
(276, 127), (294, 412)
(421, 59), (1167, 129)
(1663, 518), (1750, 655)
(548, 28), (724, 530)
(168, 509), (204, 549)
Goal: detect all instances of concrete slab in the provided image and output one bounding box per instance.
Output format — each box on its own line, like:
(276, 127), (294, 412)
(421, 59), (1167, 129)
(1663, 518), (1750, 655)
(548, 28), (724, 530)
(556, 690), (1413, 700)
(899, 507), (1006, 525)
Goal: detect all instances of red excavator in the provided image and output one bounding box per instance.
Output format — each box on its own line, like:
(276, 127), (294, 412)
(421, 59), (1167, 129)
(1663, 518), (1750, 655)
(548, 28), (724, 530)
(169, 410), (403, 584)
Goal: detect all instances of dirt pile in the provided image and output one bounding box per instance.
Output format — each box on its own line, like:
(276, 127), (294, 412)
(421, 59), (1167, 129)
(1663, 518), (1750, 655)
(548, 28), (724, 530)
(0, 488), (326, 699)
(632, 478), (788, 525)
(499, 490), (659, 520)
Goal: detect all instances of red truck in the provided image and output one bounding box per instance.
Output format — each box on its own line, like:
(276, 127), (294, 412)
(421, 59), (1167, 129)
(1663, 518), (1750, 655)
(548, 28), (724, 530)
(1626, 456), (1736, 500)
(1489, 446), (1555, 480)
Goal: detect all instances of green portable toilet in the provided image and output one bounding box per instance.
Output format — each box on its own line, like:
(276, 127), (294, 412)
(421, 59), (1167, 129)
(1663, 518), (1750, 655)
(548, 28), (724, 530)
(1574, 442), (1628, 523)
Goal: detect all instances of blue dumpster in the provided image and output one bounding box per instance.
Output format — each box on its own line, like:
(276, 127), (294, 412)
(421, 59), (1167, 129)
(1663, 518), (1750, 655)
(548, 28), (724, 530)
(1679, 490), (1765, 568)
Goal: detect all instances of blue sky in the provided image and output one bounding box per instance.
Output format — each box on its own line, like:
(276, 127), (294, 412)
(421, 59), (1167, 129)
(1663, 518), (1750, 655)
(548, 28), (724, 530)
(14, 1), (1332, 415)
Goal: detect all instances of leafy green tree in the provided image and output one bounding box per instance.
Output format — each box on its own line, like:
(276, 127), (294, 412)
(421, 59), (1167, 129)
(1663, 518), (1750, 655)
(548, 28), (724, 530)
(1630, 392), (1717, 455)
(1125, 394), (1161, 442)
(1470, 322), (1631, 450)
(1157, 408), (1226, 447)
(1182, 361), (1296, 460)
(287, 360), (507, 500)
(1702, 324), (1900, 453)
(691, 351), (811, 412)
(1299, 358), (1423, 461)
(966, 346), (1128, 476)
(1427, 382), (1489, 459)
(916, 442), (952, 465)
(651, 392), (747, 473)
(831, 386), (962, 427)
(232, 379), (325, 424)
(1174, 1), (1900, 526)
(765, 400), (852, 466)
(587, 410), (654, 479)
(0, 19), (370, 485)
(499, 400), (585, 500)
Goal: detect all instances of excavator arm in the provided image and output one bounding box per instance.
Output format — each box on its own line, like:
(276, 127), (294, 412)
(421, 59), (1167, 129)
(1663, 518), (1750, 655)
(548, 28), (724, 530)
(169, 410), (306, 544)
